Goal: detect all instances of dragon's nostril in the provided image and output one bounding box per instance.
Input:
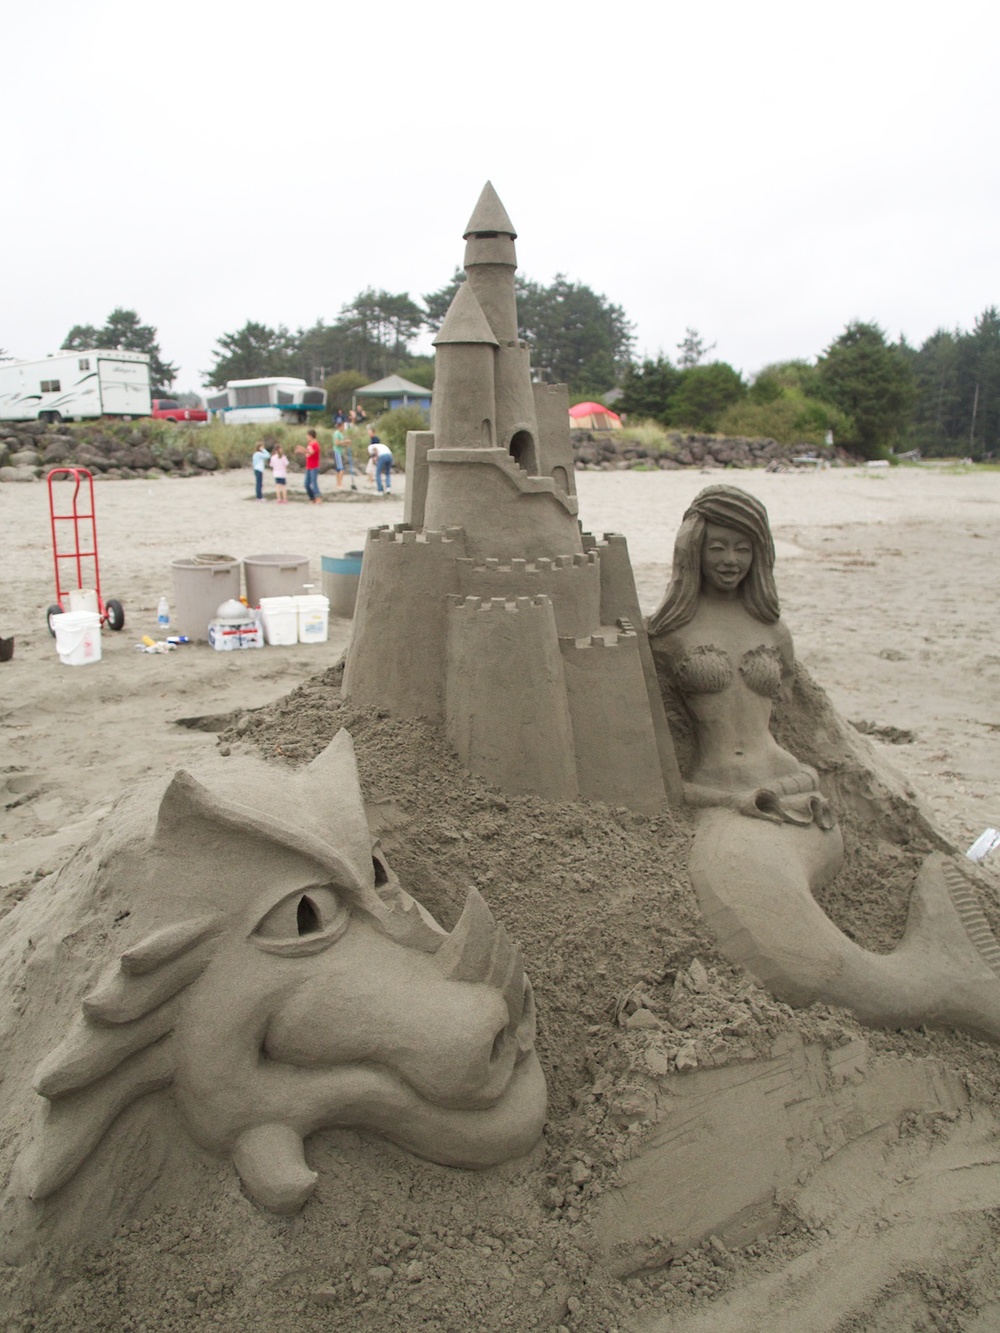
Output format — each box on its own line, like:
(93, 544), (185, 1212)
(296, 896), (321, 935)
(490, 1027), (506, 1063)
(372, 856), (389, 887)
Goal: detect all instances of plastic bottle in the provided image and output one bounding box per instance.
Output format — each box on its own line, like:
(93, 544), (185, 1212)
(157, 596), (170, 633)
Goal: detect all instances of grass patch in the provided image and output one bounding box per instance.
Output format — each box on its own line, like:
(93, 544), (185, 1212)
(615, 418), (678, 454)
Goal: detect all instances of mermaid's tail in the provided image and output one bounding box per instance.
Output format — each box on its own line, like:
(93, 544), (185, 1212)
(689, 808), (1000, 1042)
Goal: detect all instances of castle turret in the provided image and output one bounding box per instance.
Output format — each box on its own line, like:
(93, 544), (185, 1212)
(431, 282), (498, 452)
(463, 181), (540, 473)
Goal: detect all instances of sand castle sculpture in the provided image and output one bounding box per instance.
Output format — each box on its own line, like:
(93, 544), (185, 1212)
(649, 484), (1000, 1040)
(342, 182), (682, 814)
(17, 732), (546, 1217)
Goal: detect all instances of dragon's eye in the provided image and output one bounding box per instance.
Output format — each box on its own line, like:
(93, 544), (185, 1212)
(253, 886), (349, 955)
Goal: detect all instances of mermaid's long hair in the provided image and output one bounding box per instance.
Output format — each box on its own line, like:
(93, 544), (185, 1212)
(648, 485), (780, 635)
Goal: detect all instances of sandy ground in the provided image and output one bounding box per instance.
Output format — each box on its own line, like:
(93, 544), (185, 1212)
(2, 462), (1000, 1331)
(4, 463), (997, 898)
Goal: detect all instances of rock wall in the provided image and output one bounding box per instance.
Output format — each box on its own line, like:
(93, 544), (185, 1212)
(0, 420), (225, 483)
(572, 429), (851, 470)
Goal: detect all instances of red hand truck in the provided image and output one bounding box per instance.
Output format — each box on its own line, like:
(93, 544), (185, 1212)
(46, 467), (125, 634)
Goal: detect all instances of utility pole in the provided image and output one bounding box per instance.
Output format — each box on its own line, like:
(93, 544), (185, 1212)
(970, 382), (980, 454)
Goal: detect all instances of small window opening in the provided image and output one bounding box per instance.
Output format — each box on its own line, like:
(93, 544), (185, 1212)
(372, 856), (389, 886)
(78, 358), (90, 371)
(296, 895), (321, 935)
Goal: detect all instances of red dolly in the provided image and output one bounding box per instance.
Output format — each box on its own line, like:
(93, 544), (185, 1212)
(46, 467), (125, 634)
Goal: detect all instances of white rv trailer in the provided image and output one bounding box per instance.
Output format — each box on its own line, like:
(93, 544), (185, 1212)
(0, 350), (152, 423)
(205, 377), (326, 424)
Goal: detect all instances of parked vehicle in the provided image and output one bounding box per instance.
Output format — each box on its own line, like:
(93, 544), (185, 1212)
(205, 377), (326, 424)
(0, 350), (152, 422)
(151, 398), (208, 424)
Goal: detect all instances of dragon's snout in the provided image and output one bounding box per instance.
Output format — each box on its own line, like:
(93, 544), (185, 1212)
(263, 887), (536, 1111)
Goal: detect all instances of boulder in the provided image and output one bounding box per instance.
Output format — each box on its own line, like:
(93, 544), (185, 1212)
(0, 465), (39, 483)
(194, 448), (218, 471)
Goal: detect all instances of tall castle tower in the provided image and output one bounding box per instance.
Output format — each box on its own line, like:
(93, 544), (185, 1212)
(342, 185), (681, 813)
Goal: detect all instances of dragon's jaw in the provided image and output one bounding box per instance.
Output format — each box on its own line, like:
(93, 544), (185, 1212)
(229, 1051), (548, 1213)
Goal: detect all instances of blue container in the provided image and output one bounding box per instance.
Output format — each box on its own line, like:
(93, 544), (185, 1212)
(321, 550), (364, 618)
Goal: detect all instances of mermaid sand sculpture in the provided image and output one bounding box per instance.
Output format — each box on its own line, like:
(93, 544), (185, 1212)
(17, 732), (545, 1216)
(649, 484), (1000, 1041)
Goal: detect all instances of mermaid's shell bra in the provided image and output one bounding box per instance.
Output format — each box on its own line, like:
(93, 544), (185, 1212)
(674, 644), (784, 701)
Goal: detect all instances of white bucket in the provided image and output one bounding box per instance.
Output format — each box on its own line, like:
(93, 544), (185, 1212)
(52, 610), (102, 666)
(67, 588), (100, 614)
(259, 596), (298, 646)
(295, 594), (329, 644)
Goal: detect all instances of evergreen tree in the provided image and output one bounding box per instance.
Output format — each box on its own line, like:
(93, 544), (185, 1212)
(423, 271), (634, 395)
(816, 322), (914, 458)
(618, 356), (682, 423)
(62, 308), (177, 393)
(203, 322), (297, 387)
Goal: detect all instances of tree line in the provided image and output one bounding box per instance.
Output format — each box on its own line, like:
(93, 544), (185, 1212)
(619, 311), (1000, 460)
(49, 293), (999, 460)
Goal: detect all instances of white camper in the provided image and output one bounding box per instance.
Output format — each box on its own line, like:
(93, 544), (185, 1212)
(204, 377), (326, 424)
(0, 350), (152, 422)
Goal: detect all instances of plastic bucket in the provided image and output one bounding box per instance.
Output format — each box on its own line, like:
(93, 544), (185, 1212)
(259, 596), (299, 646)
(170, 555), (241, 641)
(321, 550), (364, 618)
(295, 594), (329, 644)
(52, 610), (102, 666)
(68, 588), (100, 614)
(244, 553), (309, 605)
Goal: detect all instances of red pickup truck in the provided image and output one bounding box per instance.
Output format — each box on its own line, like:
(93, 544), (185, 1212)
(151, 398), (208, 423)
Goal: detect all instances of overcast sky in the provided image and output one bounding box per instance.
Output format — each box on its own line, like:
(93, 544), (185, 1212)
(4, 0), (996, 392)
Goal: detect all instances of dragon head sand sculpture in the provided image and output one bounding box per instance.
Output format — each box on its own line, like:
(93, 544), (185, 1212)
(19, 731), (545, 1215)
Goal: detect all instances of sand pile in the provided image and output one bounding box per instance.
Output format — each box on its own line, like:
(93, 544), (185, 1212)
(4, 652), (1000, 1333)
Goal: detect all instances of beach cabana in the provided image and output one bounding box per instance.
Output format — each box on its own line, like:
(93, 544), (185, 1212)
(353, 374), (432, 413)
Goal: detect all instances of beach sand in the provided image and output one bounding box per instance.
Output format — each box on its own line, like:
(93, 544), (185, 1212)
(2, 463), (999, 1330)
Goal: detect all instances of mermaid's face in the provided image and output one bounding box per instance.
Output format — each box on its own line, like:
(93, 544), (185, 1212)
(701, 522), (752, 595)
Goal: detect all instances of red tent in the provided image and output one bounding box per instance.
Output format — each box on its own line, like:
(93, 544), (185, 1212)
(568, 401), (622, 430)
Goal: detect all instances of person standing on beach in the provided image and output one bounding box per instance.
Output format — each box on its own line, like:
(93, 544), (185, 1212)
(252, 440), (270, 500)
(296, 428), (322, 503)
(331, 425), (348, 489)
(269, 443), (289, 503)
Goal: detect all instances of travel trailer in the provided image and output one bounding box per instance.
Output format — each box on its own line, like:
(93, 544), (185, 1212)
(0, 350), (152, 422)
(204, 377), (326, 424)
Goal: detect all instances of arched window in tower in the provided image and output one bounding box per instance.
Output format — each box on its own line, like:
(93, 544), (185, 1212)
(551, 465), (569, 494)
(481, 418), (495, 449)
(508, 430), (537, 474)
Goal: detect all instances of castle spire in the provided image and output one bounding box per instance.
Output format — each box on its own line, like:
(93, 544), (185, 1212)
(463, 181), (517, 239)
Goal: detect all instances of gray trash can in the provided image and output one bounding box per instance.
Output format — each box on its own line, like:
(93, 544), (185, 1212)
(243, 553), (310, 606)
(170, 554), (241, 641)
(321, 551), (364, 618)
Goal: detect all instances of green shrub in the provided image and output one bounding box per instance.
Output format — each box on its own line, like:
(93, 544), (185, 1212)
(374, 406), (429, 459)
(717, 390), (852, 447)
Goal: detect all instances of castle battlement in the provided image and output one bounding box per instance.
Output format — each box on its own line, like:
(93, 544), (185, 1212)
(447, 594), (552, 615)
(457, 550), (597, 575)
(369, 525), (465, 546)
(562, 628), (637, 651)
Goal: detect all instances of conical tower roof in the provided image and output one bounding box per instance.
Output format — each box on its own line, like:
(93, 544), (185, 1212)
(463, 181), (517, 240)
(433, 281), (499, 346)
